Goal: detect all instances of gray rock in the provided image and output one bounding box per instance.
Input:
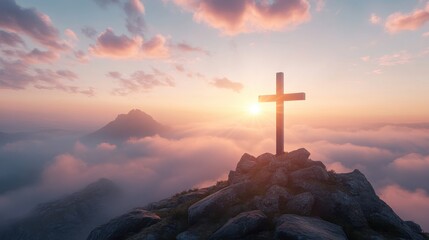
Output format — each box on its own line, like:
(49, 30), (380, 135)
(188, 182), (251, 225)
(290, 166), (329, 185)
(271, 168), (288, 187)
(236, 153), (257, 173)
(145, 189), (208, 211)
(86, 209), (160, 240)
(285, 148), (310, 163)
(285, 192), (314, 216)
(336, 170), (425, 240)
(405, 221), (422, 233)
(275, 214), (347, 240)
(252, 166), (273, 185)
(209, 210), (268, 240)
(228, 170), (249, 185)
(255, 185), (290, 214)
(256, 152), (276, 166)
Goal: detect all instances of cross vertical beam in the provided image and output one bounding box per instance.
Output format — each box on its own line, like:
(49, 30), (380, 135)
(276, 72), (284, 155)
(258, 72), (306, 156)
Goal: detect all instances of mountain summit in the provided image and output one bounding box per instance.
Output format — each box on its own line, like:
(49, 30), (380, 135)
(87, 149), (427, 240)
(83, 109), (168, 144)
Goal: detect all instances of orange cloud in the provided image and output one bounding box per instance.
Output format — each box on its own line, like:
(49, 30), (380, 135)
(211, 77), (244, 92)
(172, 0), (310, 34)
(142, 35), (170, 58)
(385, 3), (429, 33)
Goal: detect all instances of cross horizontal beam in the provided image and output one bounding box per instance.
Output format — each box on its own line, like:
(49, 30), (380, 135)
(258, 92), (306, 102)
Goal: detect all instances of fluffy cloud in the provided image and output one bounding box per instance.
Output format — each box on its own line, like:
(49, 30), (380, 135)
(174, 42), (210, 55)
(89, 29), (170, 58)
(0, 134), (243, 222)
(81, 26), (98, 39)
(21, 49), (59, 64)
(0, 59), (32, 89)
(2, 121), (429, 230)
(109, 68), (175, 95)
(123, 0), (146, 35)
(171, 0), (311, 34)
(0, 58), (94, 96)
(385, 3), (429, 33)
(0, 30), (25, 47)
(65, 29), (78, 41)
(89, 29), (143, 58)
(370, 13), (381, 25)
(211, 77), (244, 92)
(142, 35), (170, 58)
(380, 185), (429, 231)
(0, 0), (67, 50)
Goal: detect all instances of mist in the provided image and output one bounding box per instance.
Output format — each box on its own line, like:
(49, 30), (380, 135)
(1, 121), (429, 231)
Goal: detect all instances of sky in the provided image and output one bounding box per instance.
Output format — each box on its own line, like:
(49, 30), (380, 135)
(0, 0), (428, 131)
(1, 0), (429, 234)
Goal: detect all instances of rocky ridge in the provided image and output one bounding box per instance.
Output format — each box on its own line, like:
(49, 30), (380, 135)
(87, 149), (428, 240)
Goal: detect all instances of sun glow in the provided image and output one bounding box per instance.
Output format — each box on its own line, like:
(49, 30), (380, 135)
(248, 103), (261, 115)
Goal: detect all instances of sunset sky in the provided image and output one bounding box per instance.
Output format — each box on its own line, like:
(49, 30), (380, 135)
(1, 0), (429, 131)
(1, 0), (429, 232)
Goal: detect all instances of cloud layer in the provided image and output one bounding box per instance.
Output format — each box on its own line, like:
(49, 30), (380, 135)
(172, 0), (311, 34)
(1, 122), (429, 230)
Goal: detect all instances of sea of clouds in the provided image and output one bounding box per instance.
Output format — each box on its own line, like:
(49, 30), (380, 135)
(0, 122), (428, 230)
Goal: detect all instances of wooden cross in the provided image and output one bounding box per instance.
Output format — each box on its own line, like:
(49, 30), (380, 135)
(259, 72), (306, 155)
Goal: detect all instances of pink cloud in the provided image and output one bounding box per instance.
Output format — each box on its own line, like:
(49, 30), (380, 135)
(89, 29), (170, 59)
(21, 48), (59, 64)
(423, 31), (429, 37)
(172, 0), (310, 34)
(377, 51), (411, 66)
(0, 0), (68, 50)
(369, 13), (381, 25)
(89, 29), (143, 58)
(74, 50), (90, 63)
(0, 30), (25, 47)
(97, 142), (117, 151)
(385, 3), (429, 33)
(389, 153), (429, 172)
(123, 0), (146, 35)
(65, 29), (78, 41)
(110, 68), (175, 95)
(142, 35), (170, 58)
(380, 185), (429, 231)
(174, 42), (210, 55)
(211, 77), (244, 92)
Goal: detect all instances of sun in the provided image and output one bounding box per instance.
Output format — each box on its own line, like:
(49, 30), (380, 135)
(248, 103), (261, 115)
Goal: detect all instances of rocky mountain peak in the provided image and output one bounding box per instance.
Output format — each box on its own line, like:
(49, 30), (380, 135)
(86, 148), (428, 240)
(82, 109), (168, 145)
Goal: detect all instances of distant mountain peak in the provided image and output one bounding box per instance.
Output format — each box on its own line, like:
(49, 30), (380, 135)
(82, 110), (168, 145)
(116, 109), (152, 120)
